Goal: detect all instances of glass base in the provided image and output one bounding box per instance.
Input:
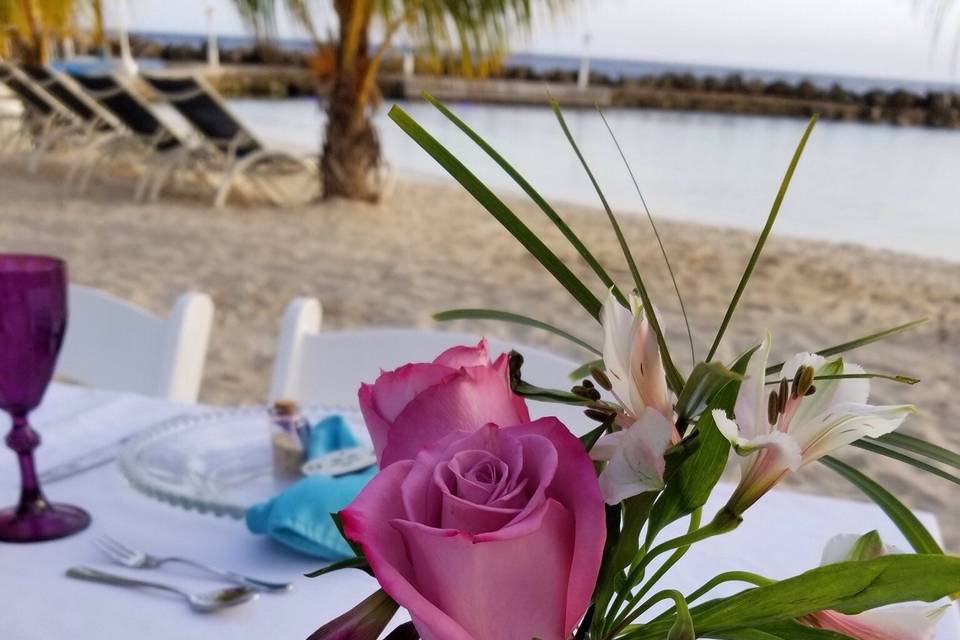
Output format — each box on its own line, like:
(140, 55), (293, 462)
(0, 502), (91, 542)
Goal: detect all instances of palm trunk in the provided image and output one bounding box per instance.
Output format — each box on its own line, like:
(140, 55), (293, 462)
(17, 0), (47, 64)
(322, 0), (382, 202)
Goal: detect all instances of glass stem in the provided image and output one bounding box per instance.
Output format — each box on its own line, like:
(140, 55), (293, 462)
(5, 412), (48, 515)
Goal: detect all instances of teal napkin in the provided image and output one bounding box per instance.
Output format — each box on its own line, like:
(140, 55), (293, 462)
(246, 415), (376, 559)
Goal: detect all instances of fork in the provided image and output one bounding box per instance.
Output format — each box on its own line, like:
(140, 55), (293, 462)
(94, 535), (292, 593)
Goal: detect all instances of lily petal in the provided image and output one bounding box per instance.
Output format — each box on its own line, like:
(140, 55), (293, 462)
(802, 604), (947, 640)
(596, 411), (674, 504)
(601, 290), (636, 408)
(794, 403), (916, 465)
(734, 333), (773, 442)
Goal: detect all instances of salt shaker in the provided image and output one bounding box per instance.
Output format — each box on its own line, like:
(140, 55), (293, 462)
(269, 399), (310, 476)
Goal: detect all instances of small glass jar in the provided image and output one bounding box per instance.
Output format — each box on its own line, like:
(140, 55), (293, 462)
(269, 399), (310, 476)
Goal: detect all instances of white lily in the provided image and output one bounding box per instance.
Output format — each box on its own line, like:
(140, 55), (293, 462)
(590, 291), (676, 504)
(599, 290), (672, 424)
(799, 531), (947, 639)
(712, 334), (915, 515)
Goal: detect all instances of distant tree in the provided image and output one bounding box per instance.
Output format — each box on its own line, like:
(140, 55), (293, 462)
(231, 0), (575, 202)
(0, 0), (103, 63)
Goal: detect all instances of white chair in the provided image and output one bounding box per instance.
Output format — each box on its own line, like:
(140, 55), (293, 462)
(57, 284), (214, 403)
(269, 297), (590, 432)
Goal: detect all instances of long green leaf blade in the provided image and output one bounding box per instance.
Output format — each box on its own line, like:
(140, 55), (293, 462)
(851, 439), (960, 486)
(389, 105), (603, 320)
(627, 554), (960, 638)
(875, 432), (960, 470)
(707, 115), (818, 361)
(433, 308), (601, 355)
(766, 319), (927, 376)
(596, 106), (696, 367)
(820, 456), (943, 554)
(422, 92), (628, 308)
(548, 96), (684, 393)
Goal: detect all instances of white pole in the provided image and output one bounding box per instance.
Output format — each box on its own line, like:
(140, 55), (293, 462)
(577, 32), (591, 91)
(206, 5), (220, 70)
(118, 0), (138, 75)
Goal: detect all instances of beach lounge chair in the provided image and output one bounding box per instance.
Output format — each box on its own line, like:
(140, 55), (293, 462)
(0, 60), (88, 169)
(67, 71), (194, 198)
(141, 71), (317, 207)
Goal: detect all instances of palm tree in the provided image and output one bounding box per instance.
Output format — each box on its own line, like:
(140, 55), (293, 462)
(0, 0), (103, 63)
(234, 0), (575, 202)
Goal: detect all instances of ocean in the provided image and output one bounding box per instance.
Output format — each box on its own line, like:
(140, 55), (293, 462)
(220, 97), (960, 262)
(135, 30), (960, 95)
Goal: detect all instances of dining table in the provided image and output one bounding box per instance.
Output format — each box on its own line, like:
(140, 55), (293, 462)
(2, 380), (958, 639)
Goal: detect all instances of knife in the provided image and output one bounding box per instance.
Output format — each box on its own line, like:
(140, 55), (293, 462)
(38, 414), (186, 484)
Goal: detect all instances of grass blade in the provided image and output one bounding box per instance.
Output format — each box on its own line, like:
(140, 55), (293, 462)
(820, 455), (943, 554)
(596, 106), (696, 368)
(548, 96), (685, 394)
(433, 308), (601, 355)
(706, 115), (818, 361)
(389, 105), (603, 320)
(851, 439), (960, 486)
(422, 92), (628, 308)
(766, 319), (927, 376)
(875, 432), (960, 470)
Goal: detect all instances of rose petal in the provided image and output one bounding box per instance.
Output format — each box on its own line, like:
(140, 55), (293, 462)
(382, 360), (528, 466)
(341, 462), (475, 640)
(392, 499), (574, 640)
(494, 418), (606, 635)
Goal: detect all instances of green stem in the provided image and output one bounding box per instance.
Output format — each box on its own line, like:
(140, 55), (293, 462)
(603, 509), (740, 636)
(607, 590), (686, 640)
(685, 571), (776, 604)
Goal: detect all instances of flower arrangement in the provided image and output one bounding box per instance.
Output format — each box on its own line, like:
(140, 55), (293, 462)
(307, 97), (960, 640)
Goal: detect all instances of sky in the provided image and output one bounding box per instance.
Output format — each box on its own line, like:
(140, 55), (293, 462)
(103, 0), (960, 84)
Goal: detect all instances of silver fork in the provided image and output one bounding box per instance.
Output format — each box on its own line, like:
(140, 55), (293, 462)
(95, 535), (292, 593)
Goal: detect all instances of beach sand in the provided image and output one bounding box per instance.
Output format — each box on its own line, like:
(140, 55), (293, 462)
(1, 158), (957, 549)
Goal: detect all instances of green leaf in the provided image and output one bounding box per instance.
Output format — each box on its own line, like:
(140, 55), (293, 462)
(875, 432), (960, 470)
(304, 556), (371, 578)
(820, 456), (943, 554)
(569, 359), (604, 382)
(674, 361), (742, 423)
(389, 105), (603, 321)
(646, 348), (756, 540)
(548, 96), (685, 395)
(433, 308), (600, 355)
(422, 92), (628, 308)
(580, 422), (607, 450)
(608, 493), (657, 575)
(765, 319), (927, 376)
(628, 554), (960, 638)
(596, 106), (696, 367)
(851, 439), (960, 486)
(707, 115), (818, 361)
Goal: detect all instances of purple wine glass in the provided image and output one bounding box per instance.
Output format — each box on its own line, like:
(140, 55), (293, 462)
(0, 255), (90, 542)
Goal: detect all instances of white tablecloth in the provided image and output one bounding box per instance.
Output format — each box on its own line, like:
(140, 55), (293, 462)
(1, 383), (957, 639)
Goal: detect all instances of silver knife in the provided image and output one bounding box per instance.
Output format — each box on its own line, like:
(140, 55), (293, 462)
(38, 414), (186, 484)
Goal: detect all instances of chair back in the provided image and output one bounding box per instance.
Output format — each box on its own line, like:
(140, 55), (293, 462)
(69, 73), (181, 150)
(57, 285), (214, 403)
(269, 298), (589, 432)
(141, 72), (262, 158)
(20, 65), (116, 130)
(0, 61), (63, 117)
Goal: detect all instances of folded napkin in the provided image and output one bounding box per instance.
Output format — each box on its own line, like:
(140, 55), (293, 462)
(246, 415), (376, 559)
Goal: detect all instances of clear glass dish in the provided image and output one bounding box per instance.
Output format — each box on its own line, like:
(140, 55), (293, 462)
(118, 405), (365, 519)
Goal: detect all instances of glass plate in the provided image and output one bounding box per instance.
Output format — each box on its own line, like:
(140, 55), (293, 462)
(118, 405), (366, 519)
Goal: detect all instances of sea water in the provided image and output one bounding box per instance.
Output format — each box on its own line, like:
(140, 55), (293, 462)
(225, 98), (960, 262)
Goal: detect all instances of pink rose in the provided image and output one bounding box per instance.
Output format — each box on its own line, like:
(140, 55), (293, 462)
(340, 419), (606, 640)
(358, 339), (530, 467)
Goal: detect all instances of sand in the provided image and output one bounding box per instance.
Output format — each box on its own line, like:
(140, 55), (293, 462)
(1, 157), (957, 550)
